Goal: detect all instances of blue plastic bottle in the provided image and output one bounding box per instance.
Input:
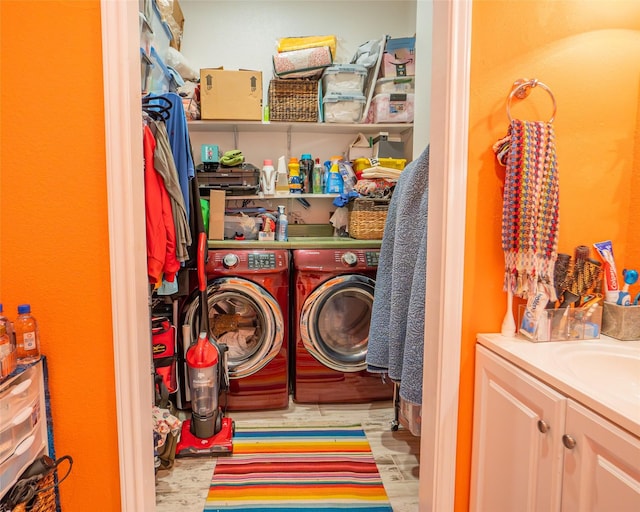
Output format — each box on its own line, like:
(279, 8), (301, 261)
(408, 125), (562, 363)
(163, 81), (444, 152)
(324, 158), (344, 194)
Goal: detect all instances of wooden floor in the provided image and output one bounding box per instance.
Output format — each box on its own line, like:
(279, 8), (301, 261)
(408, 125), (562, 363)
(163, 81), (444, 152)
(155, 399), (421, 511)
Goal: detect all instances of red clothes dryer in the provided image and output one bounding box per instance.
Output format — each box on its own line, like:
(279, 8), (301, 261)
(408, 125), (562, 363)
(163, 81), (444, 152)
(292, 248), (394, 404)
(178, 249), (289, 411)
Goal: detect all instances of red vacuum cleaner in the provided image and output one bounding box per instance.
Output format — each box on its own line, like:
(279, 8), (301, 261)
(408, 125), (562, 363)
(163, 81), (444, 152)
(175, 232), (234, 456)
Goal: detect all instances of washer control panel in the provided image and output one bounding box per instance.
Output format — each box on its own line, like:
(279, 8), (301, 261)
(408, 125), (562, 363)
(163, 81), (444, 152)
(247, 252), (277, 269)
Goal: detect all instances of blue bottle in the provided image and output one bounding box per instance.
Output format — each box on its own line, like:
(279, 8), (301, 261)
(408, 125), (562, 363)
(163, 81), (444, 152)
(324, 159), (344, 194)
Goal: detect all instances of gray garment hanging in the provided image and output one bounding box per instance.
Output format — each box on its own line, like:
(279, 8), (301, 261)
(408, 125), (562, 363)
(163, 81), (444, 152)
(366, 145), (429, 405)
(151, 120), (192, 263)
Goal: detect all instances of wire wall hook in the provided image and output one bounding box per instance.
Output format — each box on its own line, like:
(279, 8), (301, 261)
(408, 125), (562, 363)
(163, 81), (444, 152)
(507, 78), (557, 123)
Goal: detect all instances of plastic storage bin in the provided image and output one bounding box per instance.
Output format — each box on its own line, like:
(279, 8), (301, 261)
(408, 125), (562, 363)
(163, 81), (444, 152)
(368, 93), (415, 123)
(323, 92), (366, 123)
(518, 304), (603, 342)
(374, 76), (415, 94)
(322, 64), (367, 94)
(352, 157), (406, 173)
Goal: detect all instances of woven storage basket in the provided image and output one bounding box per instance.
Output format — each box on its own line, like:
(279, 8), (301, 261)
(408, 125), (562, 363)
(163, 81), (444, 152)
(348, 197), (390, 240)
(11, 473), (57, 512)
(268, 79), (319, 122)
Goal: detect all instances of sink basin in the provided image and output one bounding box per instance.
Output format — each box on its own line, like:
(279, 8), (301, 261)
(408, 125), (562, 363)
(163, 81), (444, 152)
(556, 343), (640, 406)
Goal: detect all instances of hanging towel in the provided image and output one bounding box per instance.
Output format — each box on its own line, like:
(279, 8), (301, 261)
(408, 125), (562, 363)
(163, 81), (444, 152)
(501, 120), (560, 301)
(366, 146), (429, 405)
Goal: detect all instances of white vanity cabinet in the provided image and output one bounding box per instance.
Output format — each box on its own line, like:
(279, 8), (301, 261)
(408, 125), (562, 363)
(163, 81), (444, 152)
(561, 400), (640, 511)
(471, 344), (640, 512)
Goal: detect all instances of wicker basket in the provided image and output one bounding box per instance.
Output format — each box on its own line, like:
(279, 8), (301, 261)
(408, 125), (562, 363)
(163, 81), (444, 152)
(348, 197), (390, 240)
(268, 79), (319, 122)
(11, 473), (57, 512)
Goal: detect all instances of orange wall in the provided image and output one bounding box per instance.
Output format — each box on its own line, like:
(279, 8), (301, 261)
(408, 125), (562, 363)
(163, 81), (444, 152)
(1, 2), (638, 511)
(457, 1), (640, 510)
(0, 1), (121, 510)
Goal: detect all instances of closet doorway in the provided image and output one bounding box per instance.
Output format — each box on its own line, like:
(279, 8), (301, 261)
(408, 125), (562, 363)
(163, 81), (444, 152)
(100, 1), (470, 510)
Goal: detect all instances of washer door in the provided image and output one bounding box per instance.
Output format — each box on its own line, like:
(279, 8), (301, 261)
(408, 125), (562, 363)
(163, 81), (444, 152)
(182, 277), (284, 379)
(300, 274), (375, 372)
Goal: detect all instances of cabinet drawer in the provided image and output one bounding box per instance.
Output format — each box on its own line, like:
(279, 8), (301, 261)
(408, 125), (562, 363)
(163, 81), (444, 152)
(0, 422), (46, 501)
(0, 396), (42, 464)
(0, 363), (42, 432)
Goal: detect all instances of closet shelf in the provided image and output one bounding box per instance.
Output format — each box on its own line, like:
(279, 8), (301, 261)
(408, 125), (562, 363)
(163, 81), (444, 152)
(188, 120), (413, 135)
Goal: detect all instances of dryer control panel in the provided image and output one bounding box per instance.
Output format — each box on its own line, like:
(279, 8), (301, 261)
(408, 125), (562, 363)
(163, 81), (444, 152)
(365, 251), (380, 267)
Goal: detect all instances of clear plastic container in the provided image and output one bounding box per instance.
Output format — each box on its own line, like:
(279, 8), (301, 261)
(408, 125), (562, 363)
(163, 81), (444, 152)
(14, 305), (40, 364)
(323, 92), (366, 123)
(322, 64), (367, 94)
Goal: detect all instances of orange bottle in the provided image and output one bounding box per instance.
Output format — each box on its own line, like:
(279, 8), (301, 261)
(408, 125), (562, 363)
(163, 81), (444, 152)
(15, 304), (40, 364)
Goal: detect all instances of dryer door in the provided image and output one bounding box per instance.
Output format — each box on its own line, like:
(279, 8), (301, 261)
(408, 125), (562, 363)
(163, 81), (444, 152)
(300, 274), (375, 373)
(182, 277), (284, 379)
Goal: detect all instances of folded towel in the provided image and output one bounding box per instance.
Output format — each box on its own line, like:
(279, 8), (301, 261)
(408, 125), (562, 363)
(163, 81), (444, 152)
(366, 146), (430, 405)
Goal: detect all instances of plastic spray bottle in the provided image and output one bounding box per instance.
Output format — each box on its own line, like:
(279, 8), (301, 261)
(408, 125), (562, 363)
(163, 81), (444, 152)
(275, 205), (288, 241)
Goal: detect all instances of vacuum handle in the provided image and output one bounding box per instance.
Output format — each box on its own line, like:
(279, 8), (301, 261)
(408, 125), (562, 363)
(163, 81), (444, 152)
(197, 232), (207, 293)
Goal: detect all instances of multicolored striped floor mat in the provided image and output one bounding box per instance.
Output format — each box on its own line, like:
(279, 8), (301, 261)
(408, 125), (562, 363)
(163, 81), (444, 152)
(204, 424), (393, 511)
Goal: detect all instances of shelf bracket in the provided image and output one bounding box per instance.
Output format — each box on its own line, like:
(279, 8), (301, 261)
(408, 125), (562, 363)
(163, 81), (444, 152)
(232, 125), (239, 149)
(287, 125), (292, 157)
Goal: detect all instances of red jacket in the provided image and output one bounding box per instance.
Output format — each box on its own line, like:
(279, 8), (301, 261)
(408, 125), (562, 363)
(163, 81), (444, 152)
(143, 124), (179, 284)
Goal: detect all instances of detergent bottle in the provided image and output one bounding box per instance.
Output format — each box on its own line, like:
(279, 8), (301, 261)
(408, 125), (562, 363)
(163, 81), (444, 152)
(288, 157), (302, 194)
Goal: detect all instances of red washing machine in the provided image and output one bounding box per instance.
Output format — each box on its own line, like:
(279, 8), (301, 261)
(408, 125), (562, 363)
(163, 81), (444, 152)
(177, 249), (289, 411)
(292, 248), (394, 404)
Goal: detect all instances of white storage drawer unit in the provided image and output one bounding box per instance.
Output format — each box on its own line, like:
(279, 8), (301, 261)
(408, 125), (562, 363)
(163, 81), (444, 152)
(0, 360), (49, 501)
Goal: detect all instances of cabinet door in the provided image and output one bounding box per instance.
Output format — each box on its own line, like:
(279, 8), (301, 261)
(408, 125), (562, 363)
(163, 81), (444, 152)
(561, 400), (640, 512)
(471, 346), (566, 512)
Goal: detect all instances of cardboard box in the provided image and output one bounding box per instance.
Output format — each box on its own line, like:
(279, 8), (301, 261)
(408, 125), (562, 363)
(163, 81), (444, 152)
(348, 133), (374, 161)
(208, 190), (226, 240)
(381, 36), (416, 77)
(169, 0), (184, 51)
(372, 132), (405, 159)
(200, 68), (263, 120)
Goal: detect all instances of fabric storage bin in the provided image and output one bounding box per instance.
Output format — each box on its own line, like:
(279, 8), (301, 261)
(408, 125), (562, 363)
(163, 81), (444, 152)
(368, 93), (415, 123)
(272, 46), (332, 79)
(323, 92), (366, 123)
(322, 64), (367, 94)
(374, 76), (415, 94)
(268, 79), (319, 122)
(348, 197), (390, 240)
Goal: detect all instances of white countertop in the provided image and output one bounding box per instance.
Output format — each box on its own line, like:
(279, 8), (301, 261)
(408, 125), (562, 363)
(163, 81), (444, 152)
(477, 333), (640, 437)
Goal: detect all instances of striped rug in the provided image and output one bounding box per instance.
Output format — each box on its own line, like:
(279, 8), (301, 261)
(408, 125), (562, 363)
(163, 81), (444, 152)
(204, 424), (392, 511)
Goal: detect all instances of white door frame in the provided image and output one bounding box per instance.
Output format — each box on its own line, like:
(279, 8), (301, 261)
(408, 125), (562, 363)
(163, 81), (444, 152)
(100, 1), (472, 510)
